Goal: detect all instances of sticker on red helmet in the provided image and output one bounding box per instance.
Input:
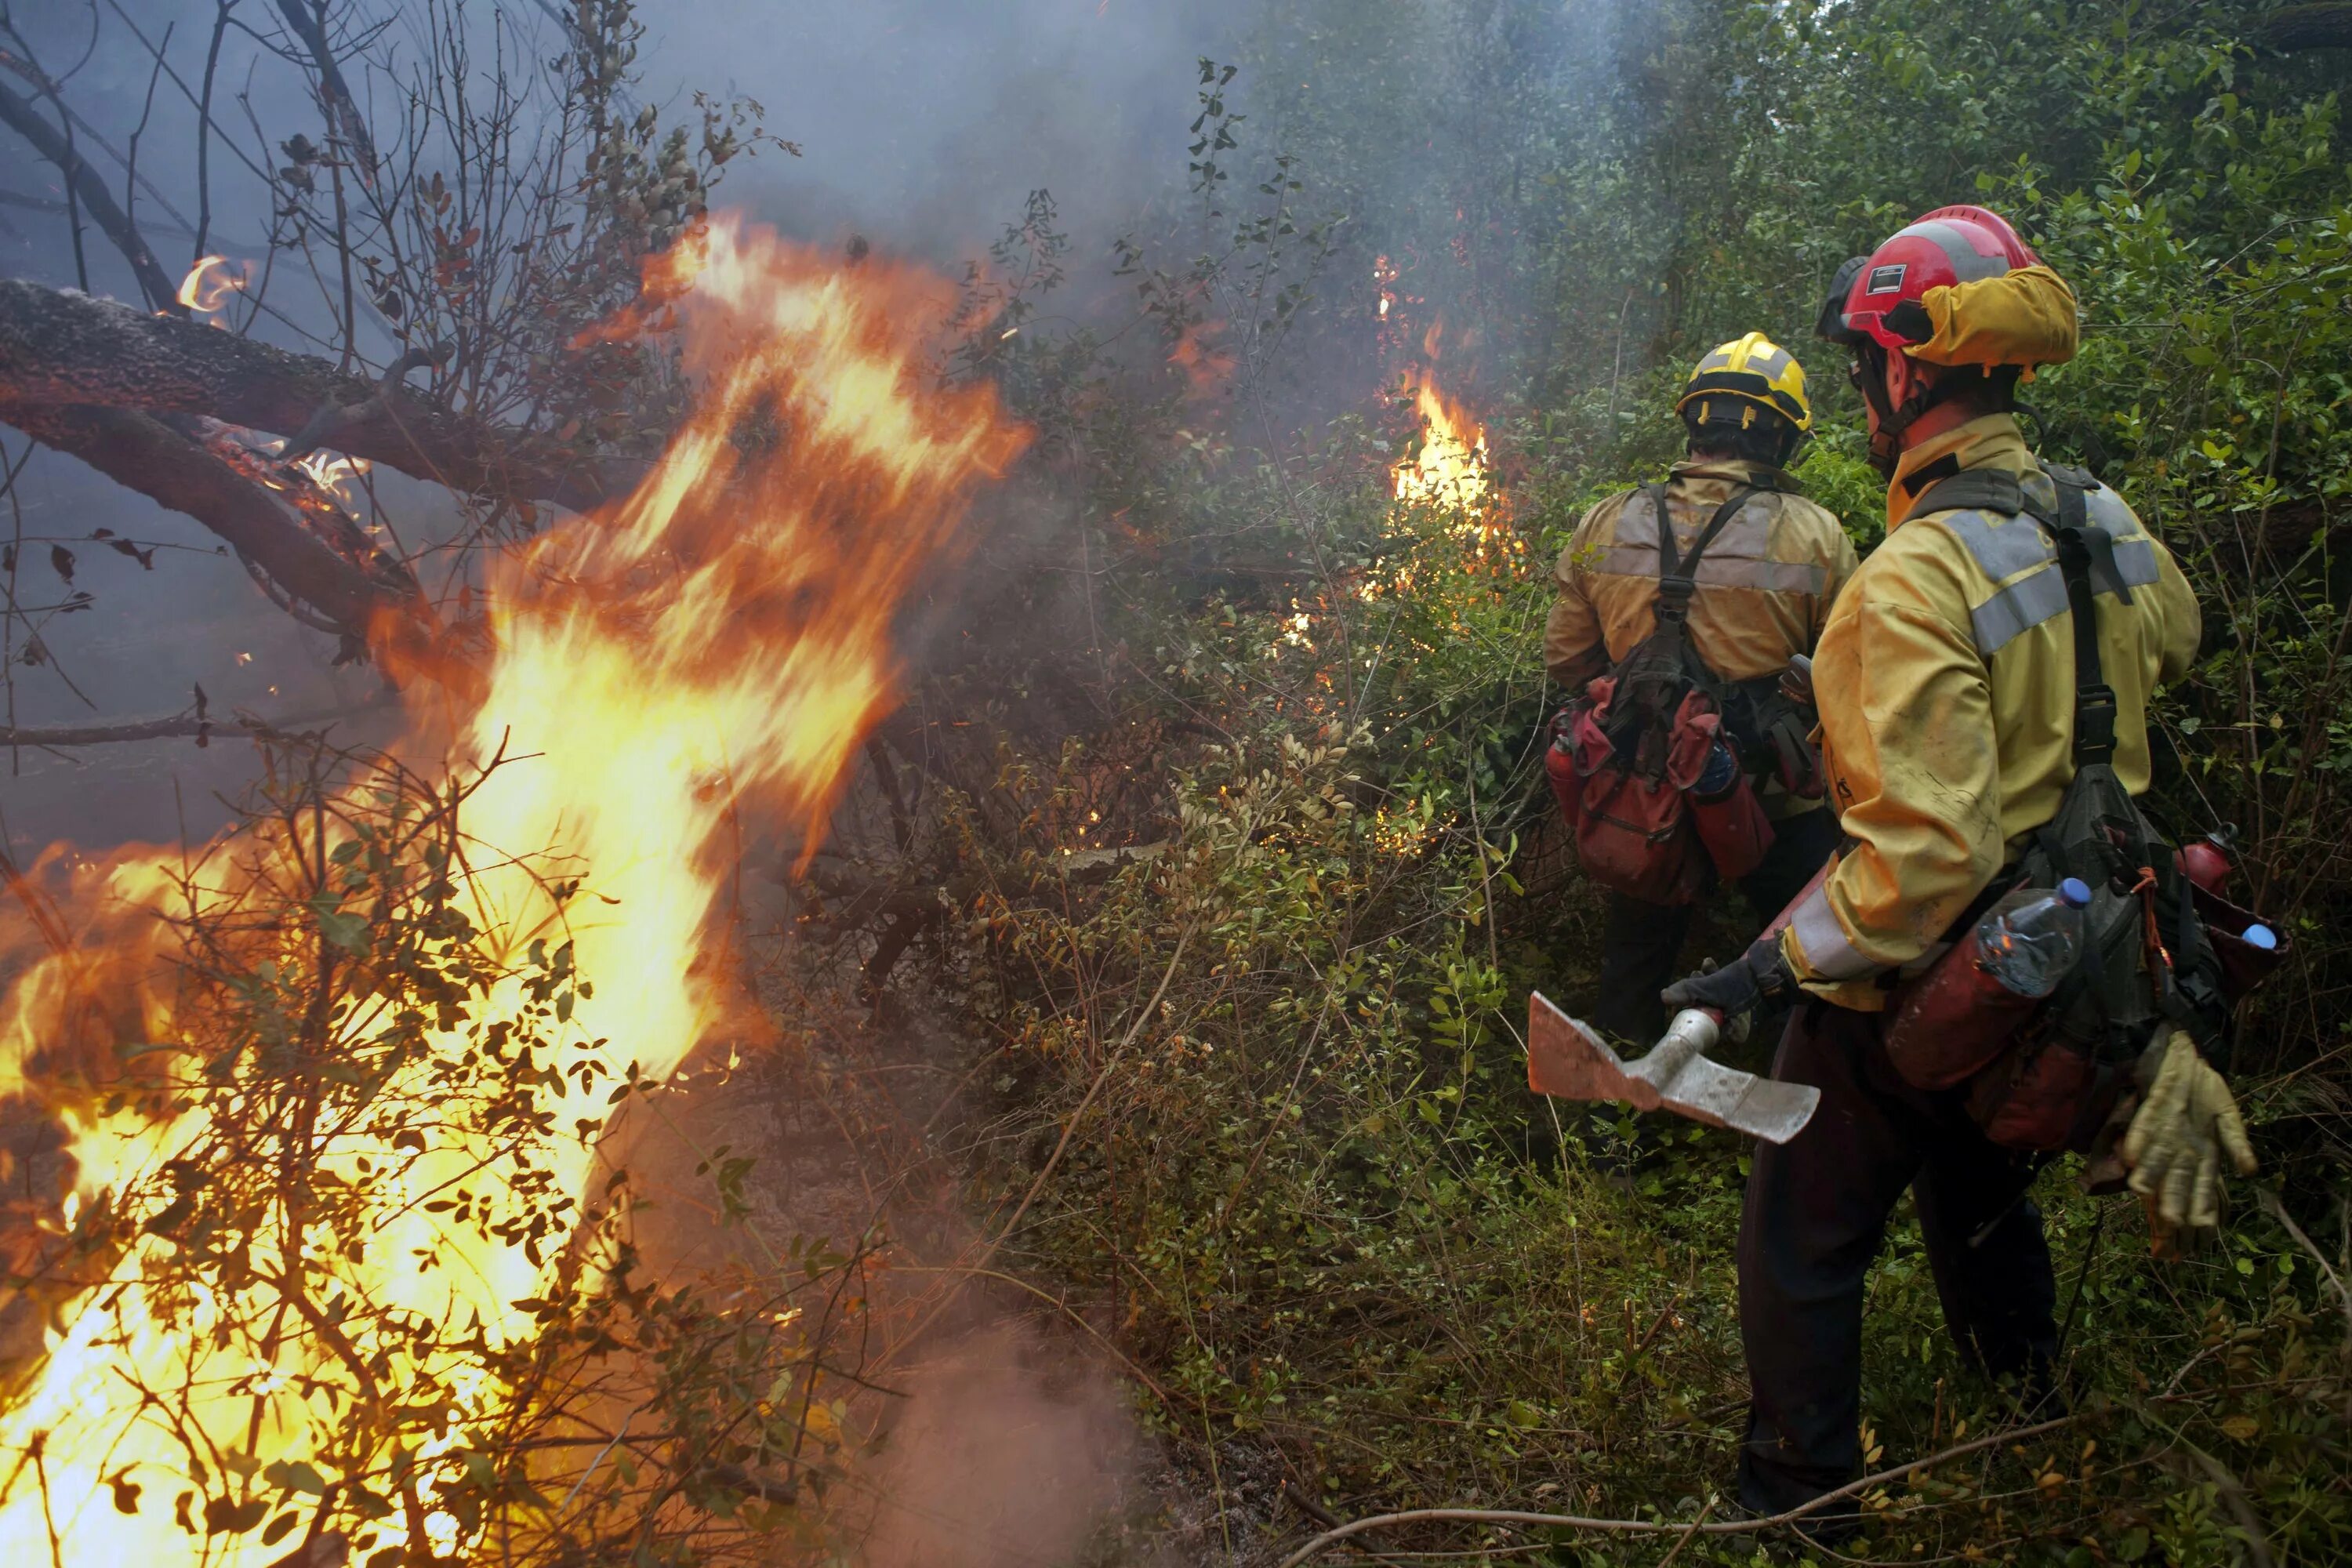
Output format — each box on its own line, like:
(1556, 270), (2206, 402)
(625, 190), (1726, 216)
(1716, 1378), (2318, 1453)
(1865, 263), (1907, 294)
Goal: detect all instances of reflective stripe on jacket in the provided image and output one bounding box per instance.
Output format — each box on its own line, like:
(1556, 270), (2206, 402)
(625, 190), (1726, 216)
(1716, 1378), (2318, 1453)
(1542, 460), (1857, 693)
(1777, 414), (2202, 1009)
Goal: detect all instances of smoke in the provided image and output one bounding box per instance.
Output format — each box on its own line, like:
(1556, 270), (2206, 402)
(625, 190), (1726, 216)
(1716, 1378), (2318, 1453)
(855, 1324), (1142, 1568)
(636, 0), (1256, 263)
(0, 0), (1263, 851)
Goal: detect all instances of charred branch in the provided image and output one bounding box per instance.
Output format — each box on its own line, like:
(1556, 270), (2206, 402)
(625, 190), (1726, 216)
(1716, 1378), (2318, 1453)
(0, 76), (182, 314)
(278, 341), (451, 462)
(0, 279), (633, 510)
(0, 398), (395, 633)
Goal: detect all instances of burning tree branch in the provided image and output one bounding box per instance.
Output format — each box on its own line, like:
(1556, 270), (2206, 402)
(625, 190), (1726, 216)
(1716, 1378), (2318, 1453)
(0, 401), (385, 624)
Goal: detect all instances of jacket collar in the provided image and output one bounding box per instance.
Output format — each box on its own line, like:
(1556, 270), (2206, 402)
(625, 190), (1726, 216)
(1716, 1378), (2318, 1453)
(1886, 412), (2034, 531)
(1671, 457), (1791, 490)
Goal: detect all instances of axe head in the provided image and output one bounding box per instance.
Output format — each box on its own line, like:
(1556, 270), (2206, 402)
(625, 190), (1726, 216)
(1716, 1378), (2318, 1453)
(1526, 991), (1819, 1145)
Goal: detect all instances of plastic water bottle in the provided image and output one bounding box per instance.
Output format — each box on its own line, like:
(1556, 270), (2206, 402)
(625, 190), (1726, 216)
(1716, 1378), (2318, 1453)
(1975, 877), (2093, 998)
(2241, 923), (2278, 952)
(1885, 878), (2090, 1091)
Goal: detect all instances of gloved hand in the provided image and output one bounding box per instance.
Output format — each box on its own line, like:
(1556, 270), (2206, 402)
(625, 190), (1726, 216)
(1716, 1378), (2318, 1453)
(1661, 934), (1794, 1029)
(2119, 1029), (2257, 1255)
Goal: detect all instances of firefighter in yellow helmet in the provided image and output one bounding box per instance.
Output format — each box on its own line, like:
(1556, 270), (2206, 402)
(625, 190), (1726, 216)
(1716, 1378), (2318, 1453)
(1544, 332), (1857, 1045)
(1661, 208), (2249, 1535)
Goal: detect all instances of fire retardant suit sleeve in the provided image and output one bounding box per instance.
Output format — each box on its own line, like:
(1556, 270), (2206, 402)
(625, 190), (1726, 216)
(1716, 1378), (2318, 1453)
(1544, 500), (1612, 691)
(1780, 529), (2002, 988)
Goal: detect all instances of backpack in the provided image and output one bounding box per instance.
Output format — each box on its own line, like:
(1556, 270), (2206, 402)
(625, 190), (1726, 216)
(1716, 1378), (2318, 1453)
(1544, 482), (1795, 905)
(1890, 465), (2285, 1152)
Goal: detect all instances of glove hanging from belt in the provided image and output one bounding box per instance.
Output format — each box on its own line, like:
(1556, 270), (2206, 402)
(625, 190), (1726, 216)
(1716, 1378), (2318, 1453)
(2119, 1028), (2258, 1257)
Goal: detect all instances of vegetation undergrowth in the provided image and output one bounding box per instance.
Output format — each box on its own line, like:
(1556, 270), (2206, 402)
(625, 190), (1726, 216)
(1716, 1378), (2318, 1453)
(898, 4), (2352, 1563)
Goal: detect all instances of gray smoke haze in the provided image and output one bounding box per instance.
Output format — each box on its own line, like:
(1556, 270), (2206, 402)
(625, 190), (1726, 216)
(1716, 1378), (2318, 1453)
(636, 0), (1254, 259)
(0, 0), (1650, 837)
(0, 0), (1252, 853)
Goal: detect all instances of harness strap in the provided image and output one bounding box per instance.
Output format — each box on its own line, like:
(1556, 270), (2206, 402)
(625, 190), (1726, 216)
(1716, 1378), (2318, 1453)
(2049, 482), (2120, 767)
(1904, 467), (2021, 521)
(1651, 482), (1761, 622)
(1910, 464), (2119, 767)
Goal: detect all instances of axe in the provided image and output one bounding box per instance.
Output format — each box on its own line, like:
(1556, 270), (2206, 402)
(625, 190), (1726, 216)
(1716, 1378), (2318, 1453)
(1526, 855), (1834, 1145)
(1525, 995), (1819, 1144)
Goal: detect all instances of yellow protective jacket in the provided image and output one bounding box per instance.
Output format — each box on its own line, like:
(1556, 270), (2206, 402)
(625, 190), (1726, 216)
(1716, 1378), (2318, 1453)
(1777, 414), (2203, 1009)
(1544, 460), (1857, 692)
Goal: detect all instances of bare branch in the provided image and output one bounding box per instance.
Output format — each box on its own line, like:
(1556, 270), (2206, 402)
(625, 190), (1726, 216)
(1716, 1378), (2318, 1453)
(0, 74), (182, 313)
(0, 694), (387, 750)
(271, 0), (377, 173)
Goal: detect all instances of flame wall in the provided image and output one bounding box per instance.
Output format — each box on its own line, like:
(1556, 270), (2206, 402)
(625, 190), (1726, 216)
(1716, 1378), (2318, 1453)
(0, 217), (1025, 1564)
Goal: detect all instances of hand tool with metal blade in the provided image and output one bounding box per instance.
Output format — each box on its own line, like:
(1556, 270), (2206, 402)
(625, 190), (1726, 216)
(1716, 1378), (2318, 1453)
(1525, 993), (1820, 1143)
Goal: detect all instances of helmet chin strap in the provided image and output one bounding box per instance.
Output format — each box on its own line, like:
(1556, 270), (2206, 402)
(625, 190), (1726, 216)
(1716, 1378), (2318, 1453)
(1858, 343), (1952, 477)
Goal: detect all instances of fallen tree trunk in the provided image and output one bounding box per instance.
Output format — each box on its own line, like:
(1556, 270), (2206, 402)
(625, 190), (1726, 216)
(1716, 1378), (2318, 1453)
(0, 279), (637, 511)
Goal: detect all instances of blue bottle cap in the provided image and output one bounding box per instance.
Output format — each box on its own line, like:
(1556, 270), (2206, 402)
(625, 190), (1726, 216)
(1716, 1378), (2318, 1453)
(2241, 923), (2278, 951)
(2056, 877), (2092, 909)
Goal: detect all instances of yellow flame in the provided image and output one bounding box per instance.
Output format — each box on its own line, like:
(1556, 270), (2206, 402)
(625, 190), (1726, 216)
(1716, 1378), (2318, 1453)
(1392, 371), (1490, 508)
(176, 256), (249, 318)
(292, 451), (373, 506)
(0, 216), (1025, 1564)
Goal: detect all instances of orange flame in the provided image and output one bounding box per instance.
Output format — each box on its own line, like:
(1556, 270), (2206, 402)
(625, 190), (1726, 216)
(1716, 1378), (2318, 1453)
(1392, 369), (1490, 509)
(0, 216), (1025, 1563)
(176, 256), (250, 321)
(1167, 319), (1236, 394)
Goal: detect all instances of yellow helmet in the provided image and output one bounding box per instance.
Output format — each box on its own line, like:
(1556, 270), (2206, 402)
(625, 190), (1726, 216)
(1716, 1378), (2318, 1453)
(1675, 331), (1812, 435)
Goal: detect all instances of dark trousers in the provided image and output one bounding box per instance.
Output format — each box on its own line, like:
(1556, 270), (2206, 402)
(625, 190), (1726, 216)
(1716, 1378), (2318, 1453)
(1591, 806), (1842, 1044)
(1736, 1001), (2059, 1514)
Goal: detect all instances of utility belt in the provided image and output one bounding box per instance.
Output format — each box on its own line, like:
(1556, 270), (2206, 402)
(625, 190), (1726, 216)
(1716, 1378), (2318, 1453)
(1543, 481), (1823, 906)
(1867, 465), (2285, 1161)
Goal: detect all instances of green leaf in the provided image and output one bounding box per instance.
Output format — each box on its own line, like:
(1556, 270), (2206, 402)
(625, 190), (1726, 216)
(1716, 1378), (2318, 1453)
(318, 909), (371, 953)
(263, 1459), (327, 1496)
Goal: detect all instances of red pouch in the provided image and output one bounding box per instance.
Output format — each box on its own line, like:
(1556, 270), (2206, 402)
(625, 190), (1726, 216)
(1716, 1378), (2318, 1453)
(1569, 677), (1618, 775)
(1668, 691), (1774, 882)
(1968, 1040), (2123, 1153)
(1882, 896), (2044, 1091)
(1573, 770), (1708, 905)
(2190, 884), (2289, 1004)
(1563, 679), (1711, 906)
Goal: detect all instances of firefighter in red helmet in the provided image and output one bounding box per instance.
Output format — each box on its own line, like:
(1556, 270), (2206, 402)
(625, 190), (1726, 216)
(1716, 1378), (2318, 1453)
(1663, 207), (2250, 1535)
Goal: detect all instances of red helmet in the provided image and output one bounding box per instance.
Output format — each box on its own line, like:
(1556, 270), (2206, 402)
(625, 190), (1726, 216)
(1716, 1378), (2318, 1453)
(1817, 205), (2042, 351)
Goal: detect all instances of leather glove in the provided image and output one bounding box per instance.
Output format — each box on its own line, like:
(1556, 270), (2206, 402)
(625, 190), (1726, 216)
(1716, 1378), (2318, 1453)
(1661, 935), (1794, 1030)
(2119, 1029), (2257, 1255)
